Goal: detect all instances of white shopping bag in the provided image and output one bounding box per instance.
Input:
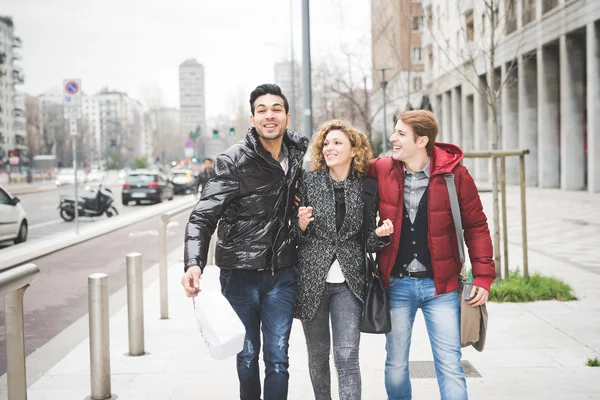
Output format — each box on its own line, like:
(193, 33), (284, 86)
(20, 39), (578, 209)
(193, 291), (246, 360)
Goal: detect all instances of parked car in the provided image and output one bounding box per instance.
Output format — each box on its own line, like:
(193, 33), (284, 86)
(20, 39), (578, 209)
(121, 170), (175, 206)
(0, 184), (28, 245)
(169, 169), (196, 194)
(55, 168), (87, 187)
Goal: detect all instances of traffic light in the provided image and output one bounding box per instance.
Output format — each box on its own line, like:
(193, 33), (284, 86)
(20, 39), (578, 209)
(192, 157), (197, 163)
(212, 129), (219, 139)
(229, 127), (235, 136)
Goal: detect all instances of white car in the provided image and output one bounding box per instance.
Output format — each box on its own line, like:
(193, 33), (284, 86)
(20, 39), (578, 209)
(55, 168), (87, 186)
(87, 169), (108, 182)
(0, 184), (28, 245)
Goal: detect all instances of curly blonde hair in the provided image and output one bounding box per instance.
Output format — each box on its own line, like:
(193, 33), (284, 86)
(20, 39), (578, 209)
(310, 119), (373, 176)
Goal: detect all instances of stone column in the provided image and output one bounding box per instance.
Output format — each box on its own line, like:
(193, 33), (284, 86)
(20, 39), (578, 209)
(559, 34), (586, 190)
(537, 45), (560, 188)
(518, 55), (538, 186)
(502, 62), (519, 184)
(442, 91), (451, 142)
(451, 87), (462, 146)
(474, 77), (489, 183)
(463, 93), (475, 172)
(587, 22), (600, 193)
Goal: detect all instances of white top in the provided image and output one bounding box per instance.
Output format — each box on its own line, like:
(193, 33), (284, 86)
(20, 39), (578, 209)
(326, 258), (346, 283)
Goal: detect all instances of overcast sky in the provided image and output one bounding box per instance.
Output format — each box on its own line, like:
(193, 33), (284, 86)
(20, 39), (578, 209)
(4, 0), (371, 118)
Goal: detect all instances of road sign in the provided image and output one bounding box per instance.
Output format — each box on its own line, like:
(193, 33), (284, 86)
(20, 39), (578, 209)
(184, 138), (194, 148)
(63, 79), (82, 119)
(184, 148), (194, 158)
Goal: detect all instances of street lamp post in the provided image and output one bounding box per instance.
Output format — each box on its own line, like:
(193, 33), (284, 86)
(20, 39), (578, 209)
(302, 0), (313, 138)
(380, 68), (390, 154)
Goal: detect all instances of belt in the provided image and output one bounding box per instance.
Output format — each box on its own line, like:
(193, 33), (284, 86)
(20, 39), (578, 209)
(396, 270), (433, 279)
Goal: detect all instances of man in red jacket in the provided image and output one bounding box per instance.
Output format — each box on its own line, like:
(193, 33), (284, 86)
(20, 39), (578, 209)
(369, 110), (496, 400)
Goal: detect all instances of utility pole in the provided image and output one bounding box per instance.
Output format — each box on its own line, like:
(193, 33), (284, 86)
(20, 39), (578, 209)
(302, 0), (313, 138)
(380, 68), (390, 153)
(290, 0), (297, 131)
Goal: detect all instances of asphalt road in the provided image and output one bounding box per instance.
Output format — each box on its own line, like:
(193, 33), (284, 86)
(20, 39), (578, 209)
(0, 182), (166, 249)
(0, 207), (193, 376)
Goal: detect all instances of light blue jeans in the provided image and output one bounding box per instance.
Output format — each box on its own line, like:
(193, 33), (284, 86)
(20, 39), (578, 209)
(385, 276), (467, 400)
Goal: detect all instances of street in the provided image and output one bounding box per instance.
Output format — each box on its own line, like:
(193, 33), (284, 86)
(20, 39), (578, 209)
(0, 206), (193, 376)
(0, 182), (169, 249)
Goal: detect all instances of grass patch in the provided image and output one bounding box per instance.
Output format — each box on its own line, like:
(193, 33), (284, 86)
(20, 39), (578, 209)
(587, 357), (600, 367)
(489, 271), (577, 302)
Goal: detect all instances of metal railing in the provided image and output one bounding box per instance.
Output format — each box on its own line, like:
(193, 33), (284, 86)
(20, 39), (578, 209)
(463, 149), (530, 279)
(1, 263), (40, 400)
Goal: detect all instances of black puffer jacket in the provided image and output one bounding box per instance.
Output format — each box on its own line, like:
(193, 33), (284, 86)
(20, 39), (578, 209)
(184, 128), (308, 273)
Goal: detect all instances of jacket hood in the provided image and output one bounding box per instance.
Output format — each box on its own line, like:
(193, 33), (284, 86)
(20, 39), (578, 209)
(430, 142), (464, 175)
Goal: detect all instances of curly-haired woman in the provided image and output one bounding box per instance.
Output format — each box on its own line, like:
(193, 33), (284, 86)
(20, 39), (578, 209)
(294, 120), (394, 399)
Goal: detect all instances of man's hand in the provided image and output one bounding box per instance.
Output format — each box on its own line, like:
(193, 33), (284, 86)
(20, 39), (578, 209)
(182, 266), (202, 298)
(375, 219), (394, 237)
(295, 195), (301, 207)
(298, 206), (314, 232)
(468, 285), (489, 307)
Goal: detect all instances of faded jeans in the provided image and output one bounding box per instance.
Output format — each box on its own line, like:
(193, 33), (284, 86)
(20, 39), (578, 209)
(385, 276), (467, 400)
(220, 266), (297, 400)
(302, 282), (362, 400)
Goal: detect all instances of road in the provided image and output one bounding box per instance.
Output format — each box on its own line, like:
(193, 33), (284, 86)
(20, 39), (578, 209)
(0, 206), (194, 376)
(0, 182), (168, 249)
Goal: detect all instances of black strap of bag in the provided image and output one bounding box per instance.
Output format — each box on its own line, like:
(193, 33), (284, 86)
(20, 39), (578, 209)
(360, 177), (392, 334)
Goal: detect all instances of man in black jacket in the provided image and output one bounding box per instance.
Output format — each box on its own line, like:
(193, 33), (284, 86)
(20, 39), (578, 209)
(182, 84), (308, 400)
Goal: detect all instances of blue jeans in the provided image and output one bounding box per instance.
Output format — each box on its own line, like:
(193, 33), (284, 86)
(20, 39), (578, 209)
(385, 276), (467, 400)
(220, 267), (297, 400)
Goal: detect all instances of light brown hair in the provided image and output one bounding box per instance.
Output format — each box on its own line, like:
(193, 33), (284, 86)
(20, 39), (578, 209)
(310, 119), (373, 176)
(395, 110), (438, 155)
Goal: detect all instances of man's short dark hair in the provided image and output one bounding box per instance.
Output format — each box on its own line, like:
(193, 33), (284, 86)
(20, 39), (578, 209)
(203, 158), (213, 163)
(249, 84), (289, 115)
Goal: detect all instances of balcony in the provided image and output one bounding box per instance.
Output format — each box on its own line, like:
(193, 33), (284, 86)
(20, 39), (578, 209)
(542, 0), (559, 14)
(15, 134), (25, 146)
(12, 70), (24, 85)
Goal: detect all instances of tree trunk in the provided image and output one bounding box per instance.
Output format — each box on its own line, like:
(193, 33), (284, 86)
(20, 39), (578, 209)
(490, 102), (502, 280)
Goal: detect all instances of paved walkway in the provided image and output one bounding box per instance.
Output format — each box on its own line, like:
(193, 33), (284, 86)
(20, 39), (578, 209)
(6, 186), (600, 399)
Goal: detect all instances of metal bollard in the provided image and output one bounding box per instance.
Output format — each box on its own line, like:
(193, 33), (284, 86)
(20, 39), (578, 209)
(158, 214), (170, 319)
(126, 253), (145, 356)
(87, 273), (116, 400)
(5, 286), (28, 400)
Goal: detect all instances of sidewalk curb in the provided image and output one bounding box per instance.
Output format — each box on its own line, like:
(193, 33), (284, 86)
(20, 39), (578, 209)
(0, 244), (186, 395)
(0, 197), (196, 271)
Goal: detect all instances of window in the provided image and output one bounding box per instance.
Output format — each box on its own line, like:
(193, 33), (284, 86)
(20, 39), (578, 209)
(412, 46), (423, 62)
(413, 77), (422, 91)
(412, 16), (424, 31)
(465, 10), (474, 42)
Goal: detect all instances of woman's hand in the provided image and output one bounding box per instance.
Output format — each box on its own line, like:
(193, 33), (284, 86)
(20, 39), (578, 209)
(298, 206), (314, 232)
(375, 219), (394, 237)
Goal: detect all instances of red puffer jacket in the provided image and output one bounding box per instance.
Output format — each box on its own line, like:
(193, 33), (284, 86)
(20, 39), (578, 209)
(369, 143), (496, 294)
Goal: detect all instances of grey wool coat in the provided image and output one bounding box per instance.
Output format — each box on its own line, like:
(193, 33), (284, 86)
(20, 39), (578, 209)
(294, 169), (389, 321)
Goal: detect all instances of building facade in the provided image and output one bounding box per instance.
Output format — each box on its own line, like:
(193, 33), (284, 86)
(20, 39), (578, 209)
(179, 59), (206, 158)
(422, 0), (600, 193)
(370, 0), (426, 154)
(274, 60), (302, 133)
(0, 16), (26, 171)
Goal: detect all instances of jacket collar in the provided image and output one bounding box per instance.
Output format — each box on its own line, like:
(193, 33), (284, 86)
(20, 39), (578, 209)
(245, 127), (308, 163)
(393, 142), (464, 177)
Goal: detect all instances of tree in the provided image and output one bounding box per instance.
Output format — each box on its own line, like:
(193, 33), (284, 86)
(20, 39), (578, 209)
(427, 0), (523, 278)
(133, 155), (148, 169)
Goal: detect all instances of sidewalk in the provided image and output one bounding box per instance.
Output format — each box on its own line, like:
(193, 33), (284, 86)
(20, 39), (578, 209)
(16, 187), (600, 399)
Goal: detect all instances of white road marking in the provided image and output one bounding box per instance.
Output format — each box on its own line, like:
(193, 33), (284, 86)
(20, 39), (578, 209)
(30, 219), (64, 230)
